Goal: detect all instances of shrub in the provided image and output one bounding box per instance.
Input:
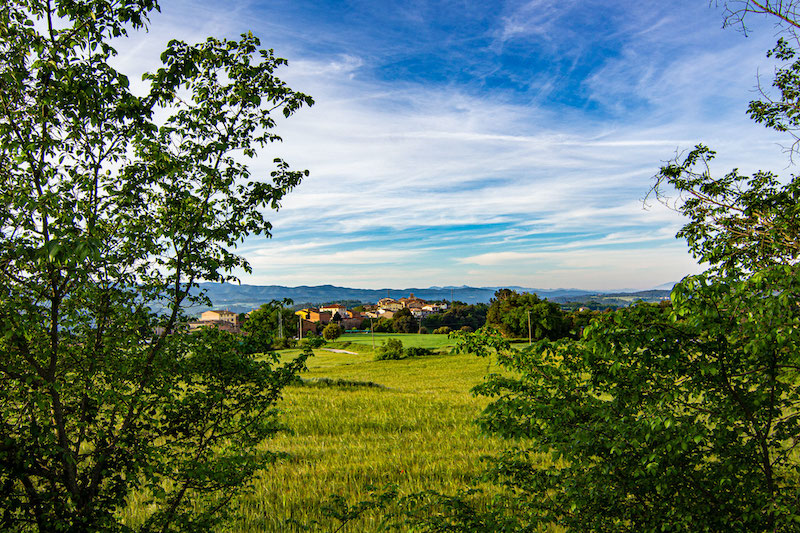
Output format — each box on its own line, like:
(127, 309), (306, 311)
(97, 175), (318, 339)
(272, 337), (297, 350)
(404, 347), (433, 358)
(433, 326), (452, 335)
(302, 333), (326, 348)
(322, 322), (343, 340)
(375, 338), (404, 360)
(460, 325), (474, 333)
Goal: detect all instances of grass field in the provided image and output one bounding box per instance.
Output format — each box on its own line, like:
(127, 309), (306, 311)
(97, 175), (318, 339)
(227, 334), (508, 531)
(338, 332), (458, 350)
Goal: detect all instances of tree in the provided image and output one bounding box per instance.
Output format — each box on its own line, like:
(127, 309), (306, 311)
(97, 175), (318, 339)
(457, 178), (800, 530)
(392, 308), (418, 333)
(242, 299), (298, 352)
(421, 301), (488, 331)
(0, 2), (312, 530)
(373, 317), (394, 333)
(485, 289), (569, 340)
(322, 322), (343, 340)
(375, 338), (404, 361)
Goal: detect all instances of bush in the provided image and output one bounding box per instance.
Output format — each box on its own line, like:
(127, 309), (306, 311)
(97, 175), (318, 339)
(404, 347), (433, 358)
(322, 322), (343, 340)
(302, 333), (326, 348)
(272, 337), (297, 350)
(375, 338), (404, 360)
(419, 326), (429, 334)
(433, 326), (452, 335)
(460, 325), (474, 333)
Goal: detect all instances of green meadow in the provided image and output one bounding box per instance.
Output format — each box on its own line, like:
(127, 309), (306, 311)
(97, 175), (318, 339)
(229, 334), (509, 531)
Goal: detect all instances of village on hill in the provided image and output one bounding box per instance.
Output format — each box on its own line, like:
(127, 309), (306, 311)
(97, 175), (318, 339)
(191, 293), (449, 336)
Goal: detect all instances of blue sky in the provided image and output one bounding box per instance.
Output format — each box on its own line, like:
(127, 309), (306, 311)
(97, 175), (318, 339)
(117, 1), (791, 290)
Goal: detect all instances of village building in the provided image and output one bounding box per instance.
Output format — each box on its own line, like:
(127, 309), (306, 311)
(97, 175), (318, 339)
(398, 293), (427, 309)
(295, 308), (333, 324)
(377, 297), (404, 311)
(200, 309), (239, 326)
(319, 304), (350, 318)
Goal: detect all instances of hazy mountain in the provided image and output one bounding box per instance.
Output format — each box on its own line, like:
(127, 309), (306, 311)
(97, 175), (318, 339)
(189, 283), (670, 314)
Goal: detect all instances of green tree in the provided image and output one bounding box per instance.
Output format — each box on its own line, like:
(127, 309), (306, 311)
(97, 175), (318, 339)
(392, 307), (418, 333)
(322, 322), (343, 340)
(456, 170), (800, 529)
(375, 338), (404, 361)
(373, 317), (394, 332)
(485, 290), (569, 340)
(0, 2), (312, 530)
(242, 299), (298, 352)
(421, 302), (488, 331)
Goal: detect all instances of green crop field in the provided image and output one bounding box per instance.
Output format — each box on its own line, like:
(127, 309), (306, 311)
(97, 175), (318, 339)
(339, 332), (458, 350)
(230, 335), (509, 531)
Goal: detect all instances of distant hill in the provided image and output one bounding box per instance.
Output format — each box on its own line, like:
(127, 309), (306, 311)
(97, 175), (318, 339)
(551, 289), (673, 310)
(189, 283), (669, 314)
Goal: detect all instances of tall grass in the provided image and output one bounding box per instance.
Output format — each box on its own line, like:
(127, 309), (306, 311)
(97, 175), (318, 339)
(121, 335), (512, 531)
(231, 339), (507, 531)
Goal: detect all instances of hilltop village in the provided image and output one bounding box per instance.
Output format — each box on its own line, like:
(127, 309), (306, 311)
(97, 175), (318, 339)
(192, 293), (449, 336)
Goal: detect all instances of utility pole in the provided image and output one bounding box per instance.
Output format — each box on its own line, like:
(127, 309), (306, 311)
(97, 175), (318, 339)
(278, 311), (283, 339)
(370, 317), (375, 350)
(299, 316), (302, 341)
(528, 309), (532, 346)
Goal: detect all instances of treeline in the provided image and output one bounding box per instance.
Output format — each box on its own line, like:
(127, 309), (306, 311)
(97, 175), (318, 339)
(365, 291), (659, 340)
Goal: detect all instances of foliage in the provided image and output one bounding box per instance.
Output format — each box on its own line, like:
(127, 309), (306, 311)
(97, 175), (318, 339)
(433, 326), (452, 335)
(322, 322), (344, 340)
(373, 317), (394, 333)
(404, 347), (434, 358)
(422, 302), (488, 332)
(485, 290), (570, 340)
(393, 308), (419, 333)
(0, 1), (312, 530)
(302, 333), (326, 348)
(375, 338), (405, 360)
(460, 261), (800, 530)
(241, 299), (297, 352)
(564, 307), (603, 337)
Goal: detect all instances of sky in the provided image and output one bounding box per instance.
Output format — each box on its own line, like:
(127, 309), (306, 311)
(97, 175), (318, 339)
(115, 0), (794, 290)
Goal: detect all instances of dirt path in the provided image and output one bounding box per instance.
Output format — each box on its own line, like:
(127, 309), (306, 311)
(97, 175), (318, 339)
(320, 348), (359, 355)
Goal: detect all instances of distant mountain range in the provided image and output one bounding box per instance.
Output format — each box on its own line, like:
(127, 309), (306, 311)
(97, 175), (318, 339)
(189, 283), (675, 314)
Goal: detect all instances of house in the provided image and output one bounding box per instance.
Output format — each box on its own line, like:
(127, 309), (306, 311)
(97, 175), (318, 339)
(377, 298), (403, 311)
(340, 316), (364, 330)
(319, 304), (350, 318)
(398, 293), (426, 309)
(295, 308), (333, 324)
(298, 318), (318, 337)
(201, 309), (239, 326)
